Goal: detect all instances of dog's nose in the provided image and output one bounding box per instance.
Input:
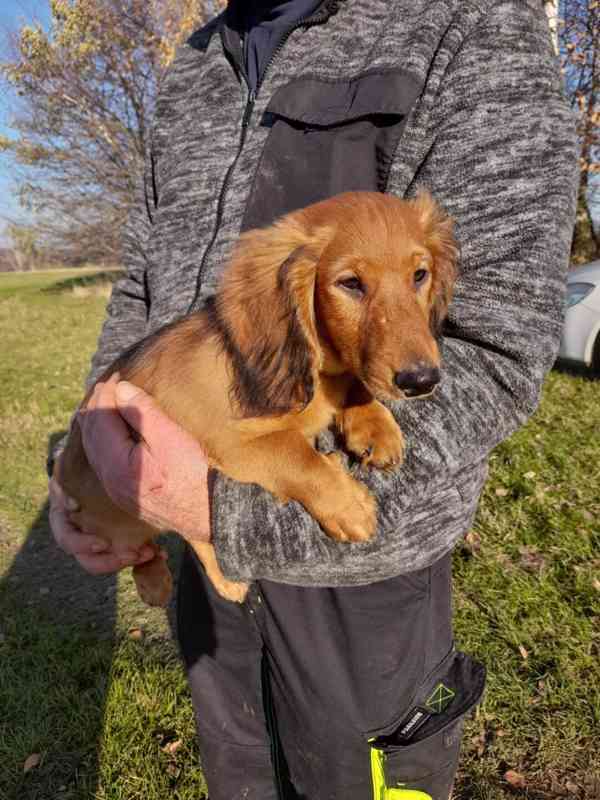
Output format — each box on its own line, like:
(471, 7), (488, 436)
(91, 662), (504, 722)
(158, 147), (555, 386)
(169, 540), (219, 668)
(394, 365), (440, 397)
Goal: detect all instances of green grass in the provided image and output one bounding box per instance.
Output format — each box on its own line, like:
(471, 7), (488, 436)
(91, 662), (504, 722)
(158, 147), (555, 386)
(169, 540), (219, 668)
(0, 270), (599, 799)
(0, 267), (121, 299)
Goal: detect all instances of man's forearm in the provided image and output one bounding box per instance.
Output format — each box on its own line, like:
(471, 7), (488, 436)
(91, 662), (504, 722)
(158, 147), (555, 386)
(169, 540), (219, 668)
(49, 157), (154, 474)
(210, 2), (579, 585)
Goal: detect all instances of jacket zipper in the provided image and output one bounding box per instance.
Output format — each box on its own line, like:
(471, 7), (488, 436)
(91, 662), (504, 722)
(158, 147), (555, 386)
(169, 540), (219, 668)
(187, 85), (255, 313)
(187, 9), (329, 313)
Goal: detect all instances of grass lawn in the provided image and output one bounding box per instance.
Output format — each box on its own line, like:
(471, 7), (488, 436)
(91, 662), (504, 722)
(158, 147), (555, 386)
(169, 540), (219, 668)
(0, 269), (598, 799)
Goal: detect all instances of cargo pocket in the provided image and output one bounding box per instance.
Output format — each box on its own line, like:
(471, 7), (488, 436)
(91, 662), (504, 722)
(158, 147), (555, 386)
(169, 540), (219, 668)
(368, 650), (486, 800)
(242, 69), (422, 231)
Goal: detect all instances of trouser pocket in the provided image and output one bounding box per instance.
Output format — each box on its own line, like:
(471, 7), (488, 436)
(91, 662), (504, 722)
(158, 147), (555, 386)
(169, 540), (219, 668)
(368, 650), (486, 800)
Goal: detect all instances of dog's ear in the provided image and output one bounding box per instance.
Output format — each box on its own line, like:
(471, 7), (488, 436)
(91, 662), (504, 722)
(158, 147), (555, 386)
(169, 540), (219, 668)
(412, 191), (459, 334)
(214, 219), (330, 417)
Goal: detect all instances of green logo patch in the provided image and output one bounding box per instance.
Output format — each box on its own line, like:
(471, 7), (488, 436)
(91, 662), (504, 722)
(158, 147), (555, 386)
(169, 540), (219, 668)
(424, 683), (455, 714)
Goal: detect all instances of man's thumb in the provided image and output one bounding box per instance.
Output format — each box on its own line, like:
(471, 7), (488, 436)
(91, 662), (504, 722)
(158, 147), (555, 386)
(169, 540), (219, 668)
(115, 381), (164, 442)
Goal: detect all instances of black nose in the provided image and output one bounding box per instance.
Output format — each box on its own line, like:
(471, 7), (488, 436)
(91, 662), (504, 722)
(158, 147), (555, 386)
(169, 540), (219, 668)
(394, 365), (440, 397)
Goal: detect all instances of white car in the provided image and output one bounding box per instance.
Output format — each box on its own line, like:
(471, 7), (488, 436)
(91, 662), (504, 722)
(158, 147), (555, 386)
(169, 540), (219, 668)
(558, 260), (600, 372)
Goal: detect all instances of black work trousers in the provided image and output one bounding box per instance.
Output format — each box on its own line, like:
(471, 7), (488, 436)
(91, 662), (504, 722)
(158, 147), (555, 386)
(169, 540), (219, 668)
(176, 546), (485, 800)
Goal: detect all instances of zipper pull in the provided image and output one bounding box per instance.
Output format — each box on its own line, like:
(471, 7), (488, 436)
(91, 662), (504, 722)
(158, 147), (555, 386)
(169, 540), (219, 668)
(242, 89), (256, 128)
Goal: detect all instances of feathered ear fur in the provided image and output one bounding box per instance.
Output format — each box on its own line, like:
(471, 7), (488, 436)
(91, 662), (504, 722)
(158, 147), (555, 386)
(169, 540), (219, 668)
(411, 191), (459, 334)
(212, 218), (331, 417)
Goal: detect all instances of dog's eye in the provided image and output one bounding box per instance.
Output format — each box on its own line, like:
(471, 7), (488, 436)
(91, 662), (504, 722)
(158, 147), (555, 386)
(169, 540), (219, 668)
(336, 276), (365, 296)
(414, 269), (429, 286)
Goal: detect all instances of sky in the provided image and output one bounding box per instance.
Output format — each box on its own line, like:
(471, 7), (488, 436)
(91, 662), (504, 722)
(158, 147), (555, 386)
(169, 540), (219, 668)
(0, 1), (597, 247)
(0, 0), (50, 240)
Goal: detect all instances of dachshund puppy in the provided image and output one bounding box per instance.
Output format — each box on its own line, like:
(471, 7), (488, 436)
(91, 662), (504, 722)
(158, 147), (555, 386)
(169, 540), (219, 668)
(55, 191), (457, 605)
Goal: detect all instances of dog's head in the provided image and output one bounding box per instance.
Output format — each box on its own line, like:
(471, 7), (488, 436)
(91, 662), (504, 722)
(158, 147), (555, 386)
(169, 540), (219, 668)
(215, 191), (458, 416)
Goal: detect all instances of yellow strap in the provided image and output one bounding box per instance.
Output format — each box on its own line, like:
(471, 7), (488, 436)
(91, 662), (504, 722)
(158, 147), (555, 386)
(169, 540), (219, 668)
(370, 747), (433, 800)
(386, 790), (434, 800)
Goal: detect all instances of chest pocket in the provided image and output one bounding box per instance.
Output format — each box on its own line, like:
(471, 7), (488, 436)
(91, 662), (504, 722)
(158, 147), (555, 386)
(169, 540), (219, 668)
(242, 69), (422, 231)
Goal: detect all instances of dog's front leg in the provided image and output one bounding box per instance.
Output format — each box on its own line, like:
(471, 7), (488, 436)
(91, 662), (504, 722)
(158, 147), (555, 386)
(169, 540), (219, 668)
(338, 399), (405, 470)
(219, 430), (376, 543)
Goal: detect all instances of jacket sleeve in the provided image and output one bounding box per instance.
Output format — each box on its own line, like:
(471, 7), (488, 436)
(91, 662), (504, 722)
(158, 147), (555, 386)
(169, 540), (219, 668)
(211, 2), (579, 584)
(47, 150), (155, 475)
(85, 152), (156, 387)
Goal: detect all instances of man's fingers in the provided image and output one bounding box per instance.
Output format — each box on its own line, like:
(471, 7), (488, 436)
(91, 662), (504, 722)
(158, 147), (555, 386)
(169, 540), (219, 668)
(50, 508), (108, 557)
(76, 552), (128, 576)
(49, 472), (159, 576)
(48, 476), (80, 512)
(76, 544), (157, 575)
(115, 381), (176, 451)
(79, 377), (164, 505)
(79, 376), (135, 478)
(51, 507), (156, 573)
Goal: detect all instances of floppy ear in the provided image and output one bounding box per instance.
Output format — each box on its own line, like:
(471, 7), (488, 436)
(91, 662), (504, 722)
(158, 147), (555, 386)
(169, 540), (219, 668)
(213, 219), (328, 417)
(412, 191), (459, 334)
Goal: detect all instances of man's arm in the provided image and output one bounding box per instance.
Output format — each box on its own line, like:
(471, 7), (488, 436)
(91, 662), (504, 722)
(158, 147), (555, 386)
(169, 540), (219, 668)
(47, 149), (156, 476)
(87, 150), (156, 386)
(209, 3), (579, 584)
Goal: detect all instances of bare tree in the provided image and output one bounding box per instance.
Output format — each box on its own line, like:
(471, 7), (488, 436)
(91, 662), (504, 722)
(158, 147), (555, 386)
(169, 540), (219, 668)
(0, 0), (223, 265)
(561, 0), (600, 263)
(6, 223), (40, 271)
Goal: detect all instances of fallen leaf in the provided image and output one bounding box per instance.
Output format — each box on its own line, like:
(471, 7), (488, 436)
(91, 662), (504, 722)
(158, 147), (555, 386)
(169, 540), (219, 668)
(470, 730), (486, 757)
(495, 553), (513, 570)
(495, 487), (509, 497)
(584, 774), (600, 797)
(523, 471), (536, 479)
(593, 578), (600, 592)
(463, 530), (482, 555)
(23, 753), (41, 773)
(518, 644), (528, 661)
(566, 780), (580, 794)
(518, 546), (547, 573)
(162, 739), (182, 755)
(128, 627), (143, 640)
(504, 770), (527, 788)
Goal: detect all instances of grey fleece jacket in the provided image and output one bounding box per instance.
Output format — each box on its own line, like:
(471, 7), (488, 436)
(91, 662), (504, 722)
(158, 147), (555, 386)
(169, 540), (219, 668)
(71, 0), (578, 586)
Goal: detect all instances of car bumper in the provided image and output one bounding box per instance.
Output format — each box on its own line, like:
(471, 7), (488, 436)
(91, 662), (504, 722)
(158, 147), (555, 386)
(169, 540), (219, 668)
(558, 302), (600, 366)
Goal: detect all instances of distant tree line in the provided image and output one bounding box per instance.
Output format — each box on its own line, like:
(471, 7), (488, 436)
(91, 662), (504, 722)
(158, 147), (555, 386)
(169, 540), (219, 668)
(0, 0), (598, 267)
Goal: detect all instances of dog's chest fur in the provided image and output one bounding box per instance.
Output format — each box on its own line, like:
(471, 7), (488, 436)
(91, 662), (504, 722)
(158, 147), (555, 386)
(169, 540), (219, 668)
(236, 372), (352, 442)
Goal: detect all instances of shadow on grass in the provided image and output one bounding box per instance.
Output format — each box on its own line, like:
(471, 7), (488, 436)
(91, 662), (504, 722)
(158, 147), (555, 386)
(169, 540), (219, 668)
(0, 433), (121, 799)
(0, 427), (315, 799)
(553, 359), (599, 380)
(0, 431), (192, 798)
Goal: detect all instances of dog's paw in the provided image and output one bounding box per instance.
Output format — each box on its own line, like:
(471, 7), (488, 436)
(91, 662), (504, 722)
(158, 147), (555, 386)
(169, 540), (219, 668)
(133, 557), (173, 607)
(342, 403), (405, 469)
(318, 463), (377, 543)
(212, 577), (250, 603)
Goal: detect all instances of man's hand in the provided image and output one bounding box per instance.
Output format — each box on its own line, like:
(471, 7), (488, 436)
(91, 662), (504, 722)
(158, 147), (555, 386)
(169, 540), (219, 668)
(79, 375), (212, 542)
(49, 375), (211, 576)
(49, 476), (158, 574)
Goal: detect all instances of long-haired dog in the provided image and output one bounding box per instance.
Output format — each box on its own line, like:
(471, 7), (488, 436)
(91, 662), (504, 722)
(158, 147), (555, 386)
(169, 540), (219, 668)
(56, 191), (457, 605)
